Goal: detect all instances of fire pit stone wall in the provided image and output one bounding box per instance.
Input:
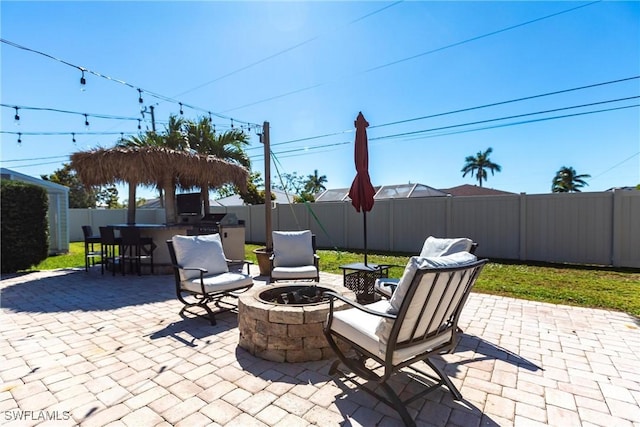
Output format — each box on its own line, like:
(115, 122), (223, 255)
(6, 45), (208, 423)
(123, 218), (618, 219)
(238, 283), (356, 363)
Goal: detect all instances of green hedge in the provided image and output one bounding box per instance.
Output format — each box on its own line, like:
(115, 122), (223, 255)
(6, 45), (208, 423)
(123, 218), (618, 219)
(1, 180), (49, 273)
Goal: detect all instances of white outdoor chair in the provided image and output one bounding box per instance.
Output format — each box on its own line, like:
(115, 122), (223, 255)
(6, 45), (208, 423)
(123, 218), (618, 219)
(375, 236), (477, 298)
(269, 230), (320, 283)
(324, 252), (487, 427)
(167, 234), (253, 325)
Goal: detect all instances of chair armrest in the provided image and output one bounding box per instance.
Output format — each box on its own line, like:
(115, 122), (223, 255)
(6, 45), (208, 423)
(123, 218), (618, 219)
(323, 291), (396, 319)
(226, 259), (253, 274)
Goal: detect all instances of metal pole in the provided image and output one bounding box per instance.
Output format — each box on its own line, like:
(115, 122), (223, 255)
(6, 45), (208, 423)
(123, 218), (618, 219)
(263, 121), (272, 251)
(363, 211), (368, 265)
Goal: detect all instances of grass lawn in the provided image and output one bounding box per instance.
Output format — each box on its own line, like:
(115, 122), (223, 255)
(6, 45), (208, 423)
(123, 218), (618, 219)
(25, 242), (640, 317)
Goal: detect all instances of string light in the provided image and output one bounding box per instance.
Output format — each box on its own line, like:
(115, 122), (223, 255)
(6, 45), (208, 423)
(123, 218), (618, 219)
(84, 114), (90, 129)
(230, 118), (234, 129)
(179, 102), (184, 115)
(137, 119), (141, 130)
(208, 112), (212, 123)
(72, 133), (76, 144)
(14, 107), (20, 125)
(212, 124), (216, 134)
(138, 88), (144, 105)
(80, 69), (86, 91)
(17, 132), (22, 144)
(120, 132), (124, 142)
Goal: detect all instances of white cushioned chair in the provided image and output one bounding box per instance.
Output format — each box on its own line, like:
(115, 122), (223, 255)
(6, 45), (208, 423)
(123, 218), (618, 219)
(375, 236), (476, 298)
(167, 234), (253, 325)
(324, 252), (487, 427)
(269, 230), (319, 283)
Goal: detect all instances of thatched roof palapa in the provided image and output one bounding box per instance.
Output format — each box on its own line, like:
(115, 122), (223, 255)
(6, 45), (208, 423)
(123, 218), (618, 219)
(70, 146), (249, 224)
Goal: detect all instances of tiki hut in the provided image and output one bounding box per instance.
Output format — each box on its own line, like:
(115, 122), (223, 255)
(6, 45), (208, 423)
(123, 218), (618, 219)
(70, 146), (249, 224)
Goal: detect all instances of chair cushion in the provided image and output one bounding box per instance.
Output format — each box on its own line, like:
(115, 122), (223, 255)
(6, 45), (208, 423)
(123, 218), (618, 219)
(271, 265), (318, 280)
(272, 230), (314, 267)
(388, 252), (478, 314)
(181, 272), (253, 294)
(172, 234), (229, 281)
(419, 236), (473, 258)
(330, 300), (453, 365)
(375, 252), (477, 346)
(374, 278), (400, 298)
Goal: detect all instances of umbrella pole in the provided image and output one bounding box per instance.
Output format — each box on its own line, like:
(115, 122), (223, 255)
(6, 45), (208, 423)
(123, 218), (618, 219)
(363, 210), (368, 266)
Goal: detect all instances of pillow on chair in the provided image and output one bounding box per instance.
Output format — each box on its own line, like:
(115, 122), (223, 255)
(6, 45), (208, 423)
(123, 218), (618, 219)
(375, 251), (478, 344)
(272, 230), (314, 267)
(172, 234), (229, 281)
(420, 236), (473, 257)
(388, 251), (478, 314)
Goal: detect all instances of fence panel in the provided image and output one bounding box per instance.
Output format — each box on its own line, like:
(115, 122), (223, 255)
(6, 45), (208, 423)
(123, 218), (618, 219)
(70, 191), (639, 267)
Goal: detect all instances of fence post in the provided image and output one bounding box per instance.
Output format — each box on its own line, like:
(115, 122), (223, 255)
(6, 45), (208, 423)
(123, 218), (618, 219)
(519, 192), (527, 261)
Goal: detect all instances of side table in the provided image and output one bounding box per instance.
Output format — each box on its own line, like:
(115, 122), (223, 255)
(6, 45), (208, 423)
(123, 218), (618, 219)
(339, 262), (390, 303)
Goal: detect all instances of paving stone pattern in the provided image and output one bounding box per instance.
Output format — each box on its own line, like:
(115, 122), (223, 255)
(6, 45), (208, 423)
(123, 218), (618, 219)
(1, 266), (639, 426)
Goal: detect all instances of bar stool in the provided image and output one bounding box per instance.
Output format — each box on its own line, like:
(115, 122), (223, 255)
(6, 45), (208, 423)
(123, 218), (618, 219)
(99, 226), (122, 276)
(82, 225), (102, 271)
(120, 227), (155, 275)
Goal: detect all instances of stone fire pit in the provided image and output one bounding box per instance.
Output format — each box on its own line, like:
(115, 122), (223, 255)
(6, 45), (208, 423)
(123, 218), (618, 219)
(238, 283), (355, 362)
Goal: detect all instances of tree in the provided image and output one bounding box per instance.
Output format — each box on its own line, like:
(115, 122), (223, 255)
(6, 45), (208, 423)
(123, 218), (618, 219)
(96, 186), (123, 208)
(552, 166), (591, 193)
(304, 169), (327, 195)
(461, 147), (502, 187)
(186, 117), (251, 213)
(42, 163), (97, 208)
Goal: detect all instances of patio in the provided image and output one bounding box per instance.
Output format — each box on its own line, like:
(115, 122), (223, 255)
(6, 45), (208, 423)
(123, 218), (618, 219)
(1, 267), (639, 426)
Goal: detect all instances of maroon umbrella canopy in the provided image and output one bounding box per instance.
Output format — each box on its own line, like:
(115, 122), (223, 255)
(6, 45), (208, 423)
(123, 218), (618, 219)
(348, 112), (375, 213)
(348, 112), (375, 264)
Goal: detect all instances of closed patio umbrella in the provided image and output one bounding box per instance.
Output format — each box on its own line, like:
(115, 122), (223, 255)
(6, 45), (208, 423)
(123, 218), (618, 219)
(348, 112), (376, 265)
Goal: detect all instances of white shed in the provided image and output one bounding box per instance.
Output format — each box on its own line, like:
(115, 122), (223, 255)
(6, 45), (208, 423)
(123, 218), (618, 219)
(1, 168), (70, 254)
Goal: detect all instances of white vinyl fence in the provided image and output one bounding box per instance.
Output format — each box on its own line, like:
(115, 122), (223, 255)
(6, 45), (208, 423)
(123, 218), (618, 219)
(70, 190), (640, 268)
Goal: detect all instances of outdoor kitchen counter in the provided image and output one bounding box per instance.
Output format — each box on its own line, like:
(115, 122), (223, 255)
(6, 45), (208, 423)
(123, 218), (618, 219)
(109, 223), (192, 273)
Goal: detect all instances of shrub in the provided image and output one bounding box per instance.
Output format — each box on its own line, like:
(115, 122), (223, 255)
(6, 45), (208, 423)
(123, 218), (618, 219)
(1, 180), (49, 273)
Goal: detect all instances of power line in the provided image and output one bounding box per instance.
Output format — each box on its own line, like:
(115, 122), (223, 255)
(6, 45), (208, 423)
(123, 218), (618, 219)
(169, 1), (404, 100)
(221, 1), (601, 113)
(1, 155), (70, 163)
(365, 1), (601, 74)
(370, 76), (640, 129)
(262, 76), (639, 149)
(249, 102), (639, 161)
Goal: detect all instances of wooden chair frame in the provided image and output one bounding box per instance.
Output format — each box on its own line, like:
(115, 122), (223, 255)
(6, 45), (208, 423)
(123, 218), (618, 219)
(324, 259), (487, 426)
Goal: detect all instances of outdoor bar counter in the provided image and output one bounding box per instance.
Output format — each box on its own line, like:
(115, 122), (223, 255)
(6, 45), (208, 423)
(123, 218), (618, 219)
(109, 223), (192, 273)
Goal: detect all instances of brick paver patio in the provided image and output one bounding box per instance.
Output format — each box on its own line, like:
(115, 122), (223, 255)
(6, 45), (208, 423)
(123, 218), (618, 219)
(1, 267), (639, 426)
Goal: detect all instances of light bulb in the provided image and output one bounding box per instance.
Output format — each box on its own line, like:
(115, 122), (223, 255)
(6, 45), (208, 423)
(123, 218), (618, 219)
(138, 88), (143, 104)
(14, 107), (20, 125)
(137, 119), (141, 130)
(72, 133), (76, 144)
(17, 132), (22, 144)
(84, 114), (90, 129)
(179, 102), (184, 115)
(80, 70), (86, 92)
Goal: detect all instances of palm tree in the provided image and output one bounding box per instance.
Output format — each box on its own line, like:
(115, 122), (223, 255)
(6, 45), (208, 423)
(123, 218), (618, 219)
(552, 166), (591, 192)
(186, 117), (251, 213)
(461, 147), (502, 187)
(304, 169), (328, 195)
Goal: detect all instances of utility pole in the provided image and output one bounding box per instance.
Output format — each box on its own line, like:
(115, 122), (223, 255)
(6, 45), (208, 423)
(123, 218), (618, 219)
(263, 121), (272, 251)
(149, 105), (156, 132)
(141, 106), (156, 132)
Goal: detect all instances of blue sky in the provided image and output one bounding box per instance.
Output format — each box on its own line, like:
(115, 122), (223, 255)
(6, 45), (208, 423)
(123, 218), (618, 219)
(1, 1), (639, 202)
